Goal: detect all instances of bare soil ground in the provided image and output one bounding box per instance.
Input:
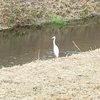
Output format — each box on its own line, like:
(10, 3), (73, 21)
(0, 49), (100, 100)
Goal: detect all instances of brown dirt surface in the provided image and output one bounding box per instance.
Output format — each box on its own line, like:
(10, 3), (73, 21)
(0, 49), (100, 100)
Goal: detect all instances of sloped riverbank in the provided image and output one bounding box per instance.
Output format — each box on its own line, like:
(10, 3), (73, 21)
(0, 49), (100, 100)
(0, 0), (100, 29)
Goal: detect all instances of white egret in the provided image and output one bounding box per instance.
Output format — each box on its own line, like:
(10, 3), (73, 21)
(51, 36), (59, 57)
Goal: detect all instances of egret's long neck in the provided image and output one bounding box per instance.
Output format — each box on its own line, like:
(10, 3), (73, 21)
(53, 38), (56, 45)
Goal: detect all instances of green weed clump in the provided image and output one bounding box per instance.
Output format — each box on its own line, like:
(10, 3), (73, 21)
(48, 14), (67, 28)
(49, 14), (65, 24)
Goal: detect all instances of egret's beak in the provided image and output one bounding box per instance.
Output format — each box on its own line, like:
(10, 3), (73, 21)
(51, 37), (53, 39)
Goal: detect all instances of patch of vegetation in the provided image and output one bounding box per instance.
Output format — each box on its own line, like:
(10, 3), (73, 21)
(49, 14), (65, 24)
(48, 14), (66, 28)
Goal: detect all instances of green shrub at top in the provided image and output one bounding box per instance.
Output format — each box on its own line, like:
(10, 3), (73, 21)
(48, 14), (66, 28)
(49, 14), (66, 24)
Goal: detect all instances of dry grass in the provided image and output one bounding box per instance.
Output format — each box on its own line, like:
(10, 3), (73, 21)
(0, 49), (100, 100)
(0, 0), (100, 29)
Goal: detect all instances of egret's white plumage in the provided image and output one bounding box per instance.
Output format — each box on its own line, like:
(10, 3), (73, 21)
(51, 36), (59, 57)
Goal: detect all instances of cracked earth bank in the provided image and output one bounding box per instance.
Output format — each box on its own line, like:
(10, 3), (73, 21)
(0, 49), (100, 100)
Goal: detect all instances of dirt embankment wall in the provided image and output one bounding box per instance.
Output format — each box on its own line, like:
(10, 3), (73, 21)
(0, 0), (100, 29)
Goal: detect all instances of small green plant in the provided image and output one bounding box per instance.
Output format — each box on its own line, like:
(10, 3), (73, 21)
(49, 14), (65, 24)
(48, 14), (66, 28)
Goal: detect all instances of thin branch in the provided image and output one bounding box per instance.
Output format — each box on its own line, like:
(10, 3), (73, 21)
(72, 41), (82, 52)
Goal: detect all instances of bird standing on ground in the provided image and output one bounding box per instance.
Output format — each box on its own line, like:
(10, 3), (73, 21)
(51, 36), (59, 57)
